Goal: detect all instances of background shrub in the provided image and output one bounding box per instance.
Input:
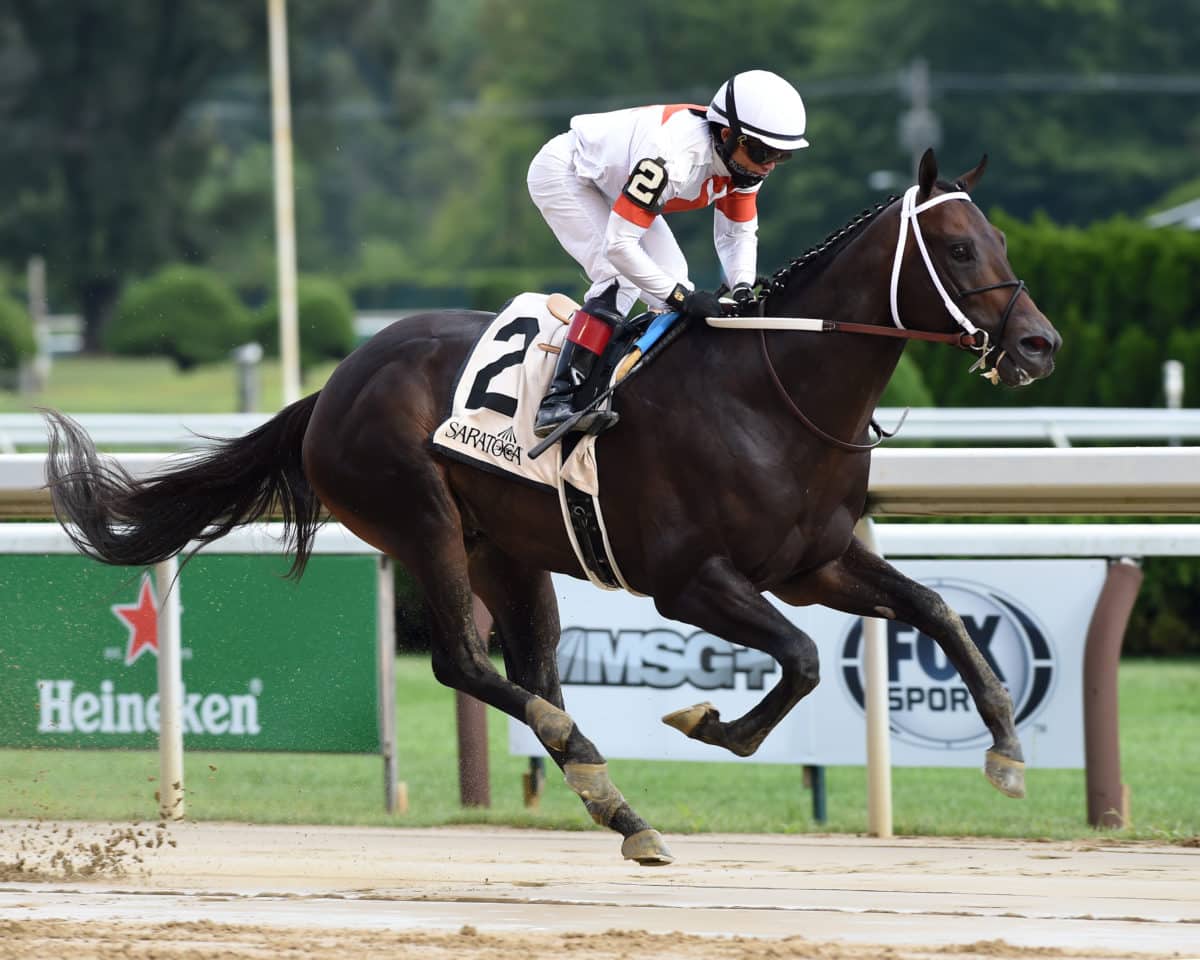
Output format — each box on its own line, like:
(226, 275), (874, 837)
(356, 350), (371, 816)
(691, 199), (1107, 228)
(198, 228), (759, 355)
(0, 293), (35, 373)
(908, 215), (1200, 409)
(254, 276), (355, 371)
(107, 265), (251, 371)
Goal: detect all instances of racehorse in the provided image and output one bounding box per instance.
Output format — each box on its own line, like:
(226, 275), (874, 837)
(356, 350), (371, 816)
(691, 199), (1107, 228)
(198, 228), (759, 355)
(44, 149), (1060, 864)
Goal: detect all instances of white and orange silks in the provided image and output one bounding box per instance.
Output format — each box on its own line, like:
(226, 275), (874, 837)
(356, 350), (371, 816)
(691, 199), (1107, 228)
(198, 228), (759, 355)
(527, 103), (760, 315)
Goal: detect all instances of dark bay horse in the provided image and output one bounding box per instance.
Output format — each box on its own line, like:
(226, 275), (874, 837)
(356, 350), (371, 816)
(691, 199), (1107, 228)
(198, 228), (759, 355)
(45, 150), (1060, 864)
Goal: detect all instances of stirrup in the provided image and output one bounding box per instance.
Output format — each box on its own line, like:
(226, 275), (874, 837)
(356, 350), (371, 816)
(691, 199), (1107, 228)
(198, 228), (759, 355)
(575, 409), (619, 437)
(533, 397), (574, 438)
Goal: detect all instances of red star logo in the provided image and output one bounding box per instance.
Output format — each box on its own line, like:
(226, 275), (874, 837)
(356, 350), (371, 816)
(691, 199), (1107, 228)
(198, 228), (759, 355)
(112, 574), (159, 666)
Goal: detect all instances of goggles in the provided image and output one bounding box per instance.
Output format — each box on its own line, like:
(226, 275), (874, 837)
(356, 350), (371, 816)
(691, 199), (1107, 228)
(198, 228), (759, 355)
(740, 136), (792, 165)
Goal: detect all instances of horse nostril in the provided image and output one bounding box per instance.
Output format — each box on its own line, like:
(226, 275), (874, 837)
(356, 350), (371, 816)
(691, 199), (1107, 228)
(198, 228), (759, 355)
(1021, 335), (1052, 356)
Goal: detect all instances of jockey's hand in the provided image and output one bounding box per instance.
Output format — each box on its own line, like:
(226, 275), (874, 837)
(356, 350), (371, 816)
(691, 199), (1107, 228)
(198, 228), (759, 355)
(667, 283), (725, 320)
(721, 282), (756, 311)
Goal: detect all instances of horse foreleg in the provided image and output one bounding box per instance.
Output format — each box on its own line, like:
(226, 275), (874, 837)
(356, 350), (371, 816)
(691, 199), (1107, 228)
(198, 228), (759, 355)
(776, 536), (1025, 799)
(464, 540), (673, 865)
(655, 556), (820, 758)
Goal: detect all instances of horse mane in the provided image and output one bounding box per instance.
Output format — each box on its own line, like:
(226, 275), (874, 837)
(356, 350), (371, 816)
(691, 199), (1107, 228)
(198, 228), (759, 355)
(763, 194), (899, 303)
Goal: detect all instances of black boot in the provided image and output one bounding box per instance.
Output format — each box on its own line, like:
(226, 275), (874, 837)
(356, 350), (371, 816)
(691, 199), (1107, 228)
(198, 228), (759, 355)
(532, 338), (620, 438)
(532, 290), (624, 439)
(532, 339), (586, 438)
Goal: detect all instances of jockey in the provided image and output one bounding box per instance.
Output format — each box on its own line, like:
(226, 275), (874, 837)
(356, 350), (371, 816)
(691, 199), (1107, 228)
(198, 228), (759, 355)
(527, 69), (809, 438)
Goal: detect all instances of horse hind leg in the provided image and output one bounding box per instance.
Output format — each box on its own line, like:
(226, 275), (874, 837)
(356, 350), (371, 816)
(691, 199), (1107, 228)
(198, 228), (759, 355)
(655, 556), (821, 759)
(467, 540), (673, 865)
(308, 411), (669, 864)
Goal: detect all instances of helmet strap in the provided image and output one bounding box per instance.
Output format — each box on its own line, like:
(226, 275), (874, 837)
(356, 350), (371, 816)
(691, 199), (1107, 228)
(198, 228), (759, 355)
(718, 77), (741, 167)
(715, 77), (764, 188)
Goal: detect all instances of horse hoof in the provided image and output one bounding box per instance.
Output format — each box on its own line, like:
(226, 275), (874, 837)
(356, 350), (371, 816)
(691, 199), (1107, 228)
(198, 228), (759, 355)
(662, 702), (716, 738)
(984, 750), (1026, 799)
(621, 829), (674, 866)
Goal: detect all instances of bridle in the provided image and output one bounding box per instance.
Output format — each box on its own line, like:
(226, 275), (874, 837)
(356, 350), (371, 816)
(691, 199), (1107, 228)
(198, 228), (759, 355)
(761, 182), (1029, 452)
(889, 183), (1027, 386)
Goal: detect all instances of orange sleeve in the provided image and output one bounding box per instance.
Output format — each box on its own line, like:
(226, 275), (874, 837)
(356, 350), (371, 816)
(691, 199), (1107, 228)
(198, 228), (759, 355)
(614, 193), (657, 228)
(715, 191), (758, 223)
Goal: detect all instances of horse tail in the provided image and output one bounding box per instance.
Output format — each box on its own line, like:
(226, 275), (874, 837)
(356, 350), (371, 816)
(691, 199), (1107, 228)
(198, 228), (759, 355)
(44, 392), (324, 578)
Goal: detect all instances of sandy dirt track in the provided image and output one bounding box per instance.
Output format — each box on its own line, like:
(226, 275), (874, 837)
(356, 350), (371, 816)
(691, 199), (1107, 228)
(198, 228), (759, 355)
(0, 820), (1197, 959)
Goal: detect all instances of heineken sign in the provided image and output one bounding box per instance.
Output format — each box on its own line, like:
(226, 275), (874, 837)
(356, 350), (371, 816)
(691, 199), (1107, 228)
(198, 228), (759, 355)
(1, 554), (380, 752)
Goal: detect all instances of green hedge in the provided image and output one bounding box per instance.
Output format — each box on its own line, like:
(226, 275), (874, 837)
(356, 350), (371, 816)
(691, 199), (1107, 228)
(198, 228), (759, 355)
(254, 276), (355, 370)
(907, 214), (1200, 409)
(108, 266), (252, 371)
(0, 294), (35, 373)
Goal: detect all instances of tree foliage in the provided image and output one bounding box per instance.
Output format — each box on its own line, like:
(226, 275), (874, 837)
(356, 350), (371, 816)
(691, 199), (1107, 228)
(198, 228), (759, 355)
(3, 0), (1198, 340)
(0, 0), (433, 349)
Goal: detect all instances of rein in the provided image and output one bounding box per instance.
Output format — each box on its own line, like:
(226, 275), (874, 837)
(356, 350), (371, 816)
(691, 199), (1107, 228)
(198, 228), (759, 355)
(759, 329), (890, 453)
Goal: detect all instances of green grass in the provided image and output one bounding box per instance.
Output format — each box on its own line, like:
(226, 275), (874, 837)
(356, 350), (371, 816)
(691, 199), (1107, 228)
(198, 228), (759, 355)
(1, 657), (1195, 842)
(0, 355), (339, 414)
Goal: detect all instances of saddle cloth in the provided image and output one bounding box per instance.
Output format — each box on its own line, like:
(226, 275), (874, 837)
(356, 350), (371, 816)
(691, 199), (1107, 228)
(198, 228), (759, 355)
(430, 292), (601, 496)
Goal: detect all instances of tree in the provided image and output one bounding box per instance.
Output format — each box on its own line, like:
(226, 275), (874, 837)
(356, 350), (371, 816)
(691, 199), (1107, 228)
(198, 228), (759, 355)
(0, 3), (262, 350)
(0, 0), (435, 350)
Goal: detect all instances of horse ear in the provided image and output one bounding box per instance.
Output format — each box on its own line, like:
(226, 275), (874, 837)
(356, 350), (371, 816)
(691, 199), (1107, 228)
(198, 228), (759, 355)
(956, 154), (988, 193)
(916, 148), (938, 200)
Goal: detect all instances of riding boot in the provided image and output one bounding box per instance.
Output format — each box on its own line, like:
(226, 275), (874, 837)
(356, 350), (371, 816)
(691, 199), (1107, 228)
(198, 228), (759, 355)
(532, 294), (623, 439)
(533, 340), (590, 438)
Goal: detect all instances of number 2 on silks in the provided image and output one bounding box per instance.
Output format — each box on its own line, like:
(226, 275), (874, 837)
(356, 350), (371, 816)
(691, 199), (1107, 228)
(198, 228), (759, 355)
(623, 157), (668, 209)
(465, 315), (540, 417)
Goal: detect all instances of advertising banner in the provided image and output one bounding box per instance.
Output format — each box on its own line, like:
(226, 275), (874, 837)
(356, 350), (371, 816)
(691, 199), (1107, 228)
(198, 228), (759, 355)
(509, 560), (1104, 768)
(0, 554), (379, 752)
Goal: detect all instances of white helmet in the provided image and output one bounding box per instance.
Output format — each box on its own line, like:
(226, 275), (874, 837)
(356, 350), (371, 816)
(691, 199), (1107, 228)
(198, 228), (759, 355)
(707, 70), (809, 152)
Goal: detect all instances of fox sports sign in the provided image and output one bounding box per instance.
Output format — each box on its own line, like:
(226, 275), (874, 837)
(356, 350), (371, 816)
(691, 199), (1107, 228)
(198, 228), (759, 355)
(838, 578), (1056, 751)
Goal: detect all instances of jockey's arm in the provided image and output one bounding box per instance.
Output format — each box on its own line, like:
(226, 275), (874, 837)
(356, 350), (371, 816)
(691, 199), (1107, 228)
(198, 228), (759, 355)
(713, 203), (759, 290)
(601, 210), (679, 307)
(601, 156), (688, 308)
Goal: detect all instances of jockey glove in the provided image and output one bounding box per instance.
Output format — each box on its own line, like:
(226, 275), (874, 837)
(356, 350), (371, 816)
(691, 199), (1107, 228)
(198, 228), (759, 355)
(667, 283), (724, 320)
(728, 282), (755, 307)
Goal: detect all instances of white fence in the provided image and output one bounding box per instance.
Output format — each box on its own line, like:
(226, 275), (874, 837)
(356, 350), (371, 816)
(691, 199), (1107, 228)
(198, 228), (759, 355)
(6, 446), (1200, 517)
(3, 407), (1200, 452)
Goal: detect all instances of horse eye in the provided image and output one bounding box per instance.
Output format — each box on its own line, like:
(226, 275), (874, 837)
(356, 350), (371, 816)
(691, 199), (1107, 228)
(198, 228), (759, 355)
(950, 242), (972, 262)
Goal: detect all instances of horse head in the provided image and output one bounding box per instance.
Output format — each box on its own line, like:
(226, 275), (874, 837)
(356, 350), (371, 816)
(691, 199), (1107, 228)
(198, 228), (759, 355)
(897, 148), (1061, 387)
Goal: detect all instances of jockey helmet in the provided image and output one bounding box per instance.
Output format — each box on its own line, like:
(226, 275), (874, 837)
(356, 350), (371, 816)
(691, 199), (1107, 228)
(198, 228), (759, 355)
(707, 70), (808, 186)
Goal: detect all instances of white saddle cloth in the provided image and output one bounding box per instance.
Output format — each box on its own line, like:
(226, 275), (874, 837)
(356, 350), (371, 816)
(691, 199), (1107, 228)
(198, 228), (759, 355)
(430, 292), (601, 495)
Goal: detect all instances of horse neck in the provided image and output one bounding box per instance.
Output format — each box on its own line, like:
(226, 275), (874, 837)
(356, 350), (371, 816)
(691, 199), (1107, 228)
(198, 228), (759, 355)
(763, 215), (907, 443)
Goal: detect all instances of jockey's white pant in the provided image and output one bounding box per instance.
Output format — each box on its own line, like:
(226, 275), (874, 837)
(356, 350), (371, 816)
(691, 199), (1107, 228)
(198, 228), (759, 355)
(527, 132), (687, 316)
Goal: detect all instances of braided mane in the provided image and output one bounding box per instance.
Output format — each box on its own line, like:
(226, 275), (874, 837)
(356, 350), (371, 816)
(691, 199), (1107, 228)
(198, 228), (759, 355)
(764, 194), (899, 301)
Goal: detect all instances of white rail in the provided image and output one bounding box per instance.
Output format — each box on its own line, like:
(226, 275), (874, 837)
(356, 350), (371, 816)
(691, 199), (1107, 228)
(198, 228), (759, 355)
(2, 407), (1198, 453)
(6, 447), (1200, 517)
(0, 413), (270, 452)
(875, 406), (1200, 446)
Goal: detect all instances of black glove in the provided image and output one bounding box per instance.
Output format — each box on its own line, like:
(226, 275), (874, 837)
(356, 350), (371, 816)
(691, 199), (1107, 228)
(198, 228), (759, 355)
(666, 283), (724, 320)
(718, 281), (756, 313)
(728, 282), (755, 306)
